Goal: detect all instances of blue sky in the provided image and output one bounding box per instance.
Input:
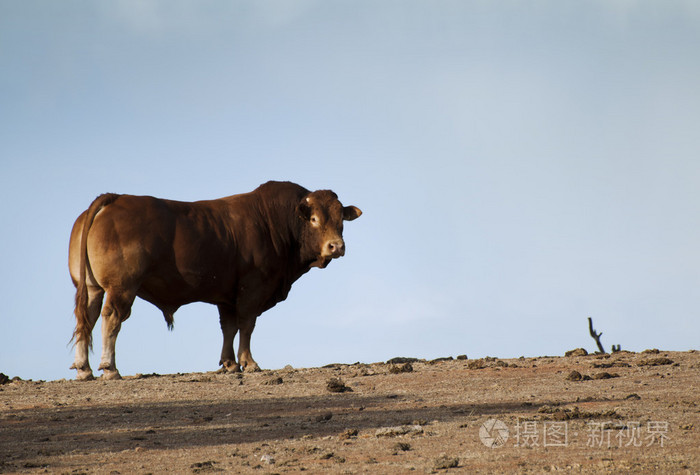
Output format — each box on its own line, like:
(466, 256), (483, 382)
(2, 1), (699, 381)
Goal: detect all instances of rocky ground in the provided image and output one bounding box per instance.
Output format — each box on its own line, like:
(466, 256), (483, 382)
(1, 349), (698, 474)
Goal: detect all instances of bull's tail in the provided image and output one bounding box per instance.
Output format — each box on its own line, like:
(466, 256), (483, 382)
(72, 193), (120, 349)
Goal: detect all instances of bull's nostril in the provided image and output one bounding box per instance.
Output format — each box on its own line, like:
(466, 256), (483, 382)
(327, 241), (344, 256)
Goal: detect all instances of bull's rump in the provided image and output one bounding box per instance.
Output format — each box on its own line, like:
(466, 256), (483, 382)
(68, 195), (238, 308)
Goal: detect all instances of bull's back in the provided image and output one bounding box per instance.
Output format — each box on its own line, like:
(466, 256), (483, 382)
(70, 195), (236, 305)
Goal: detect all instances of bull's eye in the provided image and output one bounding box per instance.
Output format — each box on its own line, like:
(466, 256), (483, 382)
(310, 215), (320, 227)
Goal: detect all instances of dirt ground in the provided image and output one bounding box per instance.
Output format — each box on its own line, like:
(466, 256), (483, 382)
(1, 349), (698, 474)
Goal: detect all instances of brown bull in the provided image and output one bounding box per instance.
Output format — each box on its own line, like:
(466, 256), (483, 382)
(68, 181), (361, 380)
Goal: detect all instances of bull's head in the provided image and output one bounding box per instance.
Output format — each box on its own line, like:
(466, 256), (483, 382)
(298, 190), (362, 268)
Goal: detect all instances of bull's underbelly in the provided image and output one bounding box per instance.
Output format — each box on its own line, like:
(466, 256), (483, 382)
(136, 268), (299, 318)
(137, 274), (226, 306)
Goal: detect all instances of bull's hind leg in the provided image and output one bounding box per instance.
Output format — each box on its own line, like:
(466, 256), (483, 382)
(70, 286), (104, 381)
(98, 290), (135, 380)
(217, 304), (240, 372)
(237, 316), (261, 372)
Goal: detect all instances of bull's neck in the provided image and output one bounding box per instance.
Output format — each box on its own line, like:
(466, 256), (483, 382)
(254, 194), (303, 263)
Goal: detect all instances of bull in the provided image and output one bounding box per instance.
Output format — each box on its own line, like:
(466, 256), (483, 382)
(68, 181), (361, 380)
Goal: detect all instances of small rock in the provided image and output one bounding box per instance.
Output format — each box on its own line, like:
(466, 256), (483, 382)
(135, 372), (160, 379)
(0, 373), (10, 385)
(467, 359), (486, 370)
(429, 357), (454, 364)
(355, 367), (371, 376)
(326, 377), (352, 393)
(264, 377), (283, 385)
(639, 357), (674, 366)
(566, 371), (583, 381)
(394, 442), (411, 452)
(340, 428), (358, 439)
(434, 455), (459, 470)
(260, 454), (275, 465)
(386, 357), (421, 364)
(389, 363), (413, 374)
(190, 461), (217, 473)
(592, 372), (619, 380)
(625, 393), (641, 400)
(565, 348), (588, 357)
(375, 425), (423, 437)
(550, 409), (570, 421)
(315, 412), (333, 423)
(593, 361), (631, 368)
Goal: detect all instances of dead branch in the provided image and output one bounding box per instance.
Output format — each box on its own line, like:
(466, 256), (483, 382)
(588, 317), (606, 354)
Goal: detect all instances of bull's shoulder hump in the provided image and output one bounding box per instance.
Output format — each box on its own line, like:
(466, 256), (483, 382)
(255, 181), (309, 197)
(99, 196), (213, 224)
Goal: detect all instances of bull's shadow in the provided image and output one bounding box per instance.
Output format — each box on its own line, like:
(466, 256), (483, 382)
(1, 384), (555, 468)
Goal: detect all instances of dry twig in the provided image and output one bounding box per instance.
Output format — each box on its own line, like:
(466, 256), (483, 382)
(588, 317), (606, 354)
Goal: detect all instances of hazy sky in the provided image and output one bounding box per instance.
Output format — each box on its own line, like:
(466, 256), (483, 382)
(2, 1), (699, 381)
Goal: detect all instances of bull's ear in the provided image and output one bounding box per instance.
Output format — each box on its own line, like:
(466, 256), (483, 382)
(298, 197), (312, 220)
(343, 205), (362, 221)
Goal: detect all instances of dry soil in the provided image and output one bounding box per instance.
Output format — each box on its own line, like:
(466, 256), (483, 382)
(1, 350), (698, 474)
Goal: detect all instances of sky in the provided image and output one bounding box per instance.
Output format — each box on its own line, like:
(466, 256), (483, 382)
(1, 1), (699, 381)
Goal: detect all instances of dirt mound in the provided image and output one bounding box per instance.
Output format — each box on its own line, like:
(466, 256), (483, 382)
(1, 351), (698, 473)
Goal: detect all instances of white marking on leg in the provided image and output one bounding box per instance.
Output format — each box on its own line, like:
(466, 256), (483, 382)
(99, 315), (122, 378)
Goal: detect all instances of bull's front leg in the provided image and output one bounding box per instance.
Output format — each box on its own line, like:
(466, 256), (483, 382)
(237, 315), (260, 372)
(217, 305), (240, 372)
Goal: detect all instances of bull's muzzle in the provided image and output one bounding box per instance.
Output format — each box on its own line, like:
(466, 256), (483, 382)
(325, 239), (345, 259)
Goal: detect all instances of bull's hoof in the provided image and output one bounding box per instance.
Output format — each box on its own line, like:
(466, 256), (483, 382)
(76, 370), (95, 381)
(219, 360), (241, 373)
(100, 370), (122, 380)
(242, 362), (261, 372)
(71, 363), (95, 381)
